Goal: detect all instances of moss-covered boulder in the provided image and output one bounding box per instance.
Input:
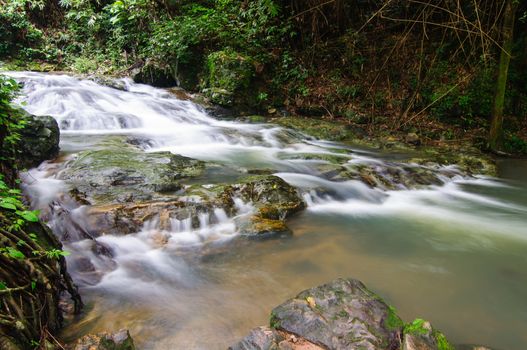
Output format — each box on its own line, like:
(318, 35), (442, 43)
(228, 175), (305, 219)
(268, 278), (403, 350)
(202, 50), (255, 106)
(17, 109), (60, 168)
(60, 148), (204, 205)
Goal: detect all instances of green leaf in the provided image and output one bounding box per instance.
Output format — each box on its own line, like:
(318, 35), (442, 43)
(31, 281), (36, 291)
(16, 210), (40, 222)
(6, 247), (25, 259)
(0, 281), (6, 290)
(0, 202), (17, 210)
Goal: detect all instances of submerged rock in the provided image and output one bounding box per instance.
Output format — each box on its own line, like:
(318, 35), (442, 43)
(73, 329), (135, 350)
(17, 109), (60, 168)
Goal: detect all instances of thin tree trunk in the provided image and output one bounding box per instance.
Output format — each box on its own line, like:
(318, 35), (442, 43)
(489, 0), (517, 151)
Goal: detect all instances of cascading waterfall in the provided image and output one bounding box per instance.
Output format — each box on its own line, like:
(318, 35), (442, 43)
(7, 71), (527, 350)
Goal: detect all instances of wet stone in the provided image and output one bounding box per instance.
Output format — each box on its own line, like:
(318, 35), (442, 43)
(73, 329), (135, 350)
(269, 278), (403, 350)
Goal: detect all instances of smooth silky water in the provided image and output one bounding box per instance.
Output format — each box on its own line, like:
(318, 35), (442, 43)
(7, 72), (527, 349)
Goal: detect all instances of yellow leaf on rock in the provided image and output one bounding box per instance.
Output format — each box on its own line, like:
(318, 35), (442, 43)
(306, 296), (316, 308)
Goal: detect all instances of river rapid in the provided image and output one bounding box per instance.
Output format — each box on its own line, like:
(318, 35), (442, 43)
(7, 72), (527, 349)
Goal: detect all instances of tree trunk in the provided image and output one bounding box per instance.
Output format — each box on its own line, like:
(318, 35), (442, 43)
(489, 0), (518, 152)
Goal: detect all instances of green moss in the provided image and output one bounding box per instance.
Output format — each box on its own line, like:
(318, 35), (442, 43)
(403, 318), (428, 335)
(434, 330), (455, 350)
(273, 117), (355, 142)
(384, 306), (404, 331)
(270, 311), (281, 329)
(337, 309), (349, 318)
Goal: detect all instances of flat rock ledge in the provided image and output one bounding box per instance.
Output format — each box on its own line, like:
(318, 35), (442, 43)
(230, 278), (494, 350)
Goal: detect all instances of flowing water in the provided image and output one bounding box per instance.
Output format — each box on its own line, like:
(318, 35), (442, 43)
(7, 71), (527, 349)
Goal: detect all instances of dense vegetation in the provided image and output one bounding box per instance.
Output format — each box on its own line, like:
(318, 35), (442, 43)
(1, 0), (526, 154)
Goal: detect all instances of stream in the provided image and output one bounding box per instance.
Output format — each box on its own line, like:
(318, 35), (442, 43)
(7, 72), (527, 350)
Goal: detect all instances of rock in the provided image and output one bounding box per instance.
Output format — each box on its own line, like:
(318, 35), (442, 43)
(60, 147), (204, 205)
(346, 163), (448, 190)
(85, 200), (212, 236)
(88, 76), (127, 91)
(405, 132), (421, 145)
(224, 175), (305, 237)
(269, 278), (403, 350)
(17, 109), (60, 168)
(167, 87), (192, 100)
(236, 215), (292, 238)
(272, 116), (369, 145)
(202, 50), (255, 107)
(229, 175), (305, 219)
(229, 326), (284, 350)
(202, 87), (234, 106)
(73, 329), (135, 350)
(402, 319), (454, 350)
(229, 326), (325, 350)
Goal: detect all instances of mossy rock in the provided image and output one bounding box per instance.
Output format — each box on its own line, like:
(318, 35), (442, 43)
(73, 329), (135, 350)
(402, 319), (455, 350)
(60, 147), (204, 204)
(268, 278), (403, 349)
(202, 50), (255, 106)
(228, 175), (306, 218)
(236, 215), (292, 238)
(16, 109), (60, 168)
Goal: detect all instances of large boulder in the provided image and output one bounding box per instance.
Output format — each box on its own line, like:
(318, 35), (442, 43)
(17, 109), (59, 168)
(59, 148), (204, 205)
(269, 278), (403, 350)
